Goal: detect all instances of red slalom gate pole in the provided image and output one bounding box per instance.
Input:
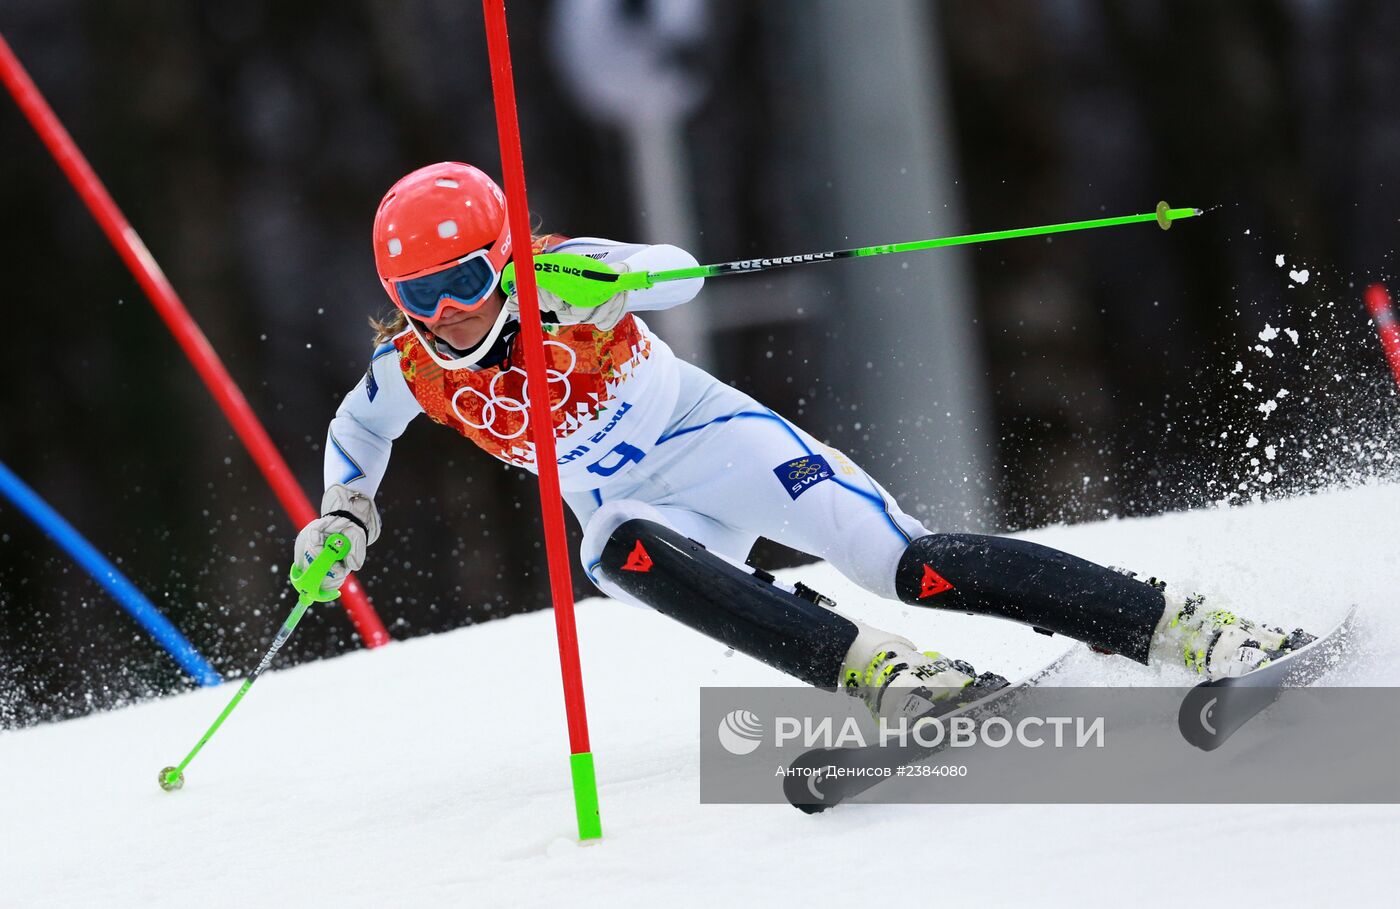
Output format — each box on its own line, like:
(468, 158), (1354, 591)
(0, 32), (389, 648)
(481, 0), (601, 841)
(1365, 283), (1400, 393)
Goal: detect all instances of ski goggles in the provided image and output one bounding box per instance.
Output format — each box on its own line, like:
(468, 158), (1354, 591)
(391, 249), (502, 322)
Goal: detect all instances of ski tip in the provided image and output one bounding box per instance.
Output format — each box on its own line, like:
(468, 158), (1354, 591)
(1177, 605), (1361, 751)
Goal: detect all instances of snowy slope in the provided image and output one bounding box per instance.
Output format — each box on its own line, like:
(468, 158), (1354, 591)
(3, 483), (1398, 908)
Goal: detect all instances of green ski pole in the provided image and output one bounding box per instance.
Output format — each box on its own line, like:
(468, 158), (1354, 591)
(503, 201), (1202, 309)
(157, 533), (350, 792)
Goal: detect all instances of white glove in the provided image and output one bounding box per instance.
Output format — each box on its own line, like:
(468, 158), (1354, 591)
(293, 485), (381, 590)
(505, 262), (630, 331)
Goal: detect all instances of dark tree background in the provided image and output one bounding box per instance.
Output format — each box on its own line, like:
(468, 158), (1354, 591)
(2, 0), (1397, 728)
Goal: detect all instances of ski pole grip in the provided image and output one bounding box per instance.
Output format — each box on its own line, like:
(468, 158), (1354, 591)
(289, 532), (350, 603)
(503, 254), (652, 309)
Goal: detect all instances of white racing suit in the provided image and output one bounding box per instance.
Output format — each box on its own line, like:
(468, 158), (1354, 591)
(325, 236), (929, 604)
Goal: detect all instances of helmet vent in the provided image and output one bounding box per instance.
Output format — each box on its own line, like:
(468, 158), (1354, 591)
(437, 219), (458, 238)
(434, 178), (460, 189)
(386, 238), (403, 257)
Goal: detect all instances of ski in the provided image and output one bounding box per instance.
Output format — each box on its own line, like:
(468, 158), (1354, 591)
(783, 650), (1075, 813)
(1177, 606), (1358, 752)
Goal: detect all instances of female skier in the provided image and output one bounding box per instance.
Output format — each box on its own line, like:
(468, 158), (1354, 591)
(294, 161), (1312, 723)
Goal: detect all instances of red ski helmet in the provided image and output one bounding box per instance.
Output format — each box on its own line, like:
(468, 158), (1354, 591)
(372, 162), (515, 369)
(373, 162), (513, 309)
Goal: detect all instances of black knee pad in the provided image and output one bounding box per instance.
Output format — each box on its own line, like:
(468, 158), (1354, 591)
(598, 519), (859, 687)
(895, 533), (1166, 663)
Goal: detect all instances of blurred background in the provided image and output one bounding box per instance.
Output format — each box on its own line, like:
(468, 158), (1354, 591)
(2, 0), (1398, 728)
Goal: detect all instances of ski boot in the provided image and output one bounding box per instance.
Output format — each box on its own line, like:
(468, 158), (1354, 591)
(1150, 591), (1315, 680)
(841, 631), (1007, 726)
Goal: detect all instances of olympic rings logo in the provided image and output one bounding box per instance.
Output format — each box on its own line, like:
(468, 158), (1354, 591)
(788, 462), (823, 480)
(450, 340), (576, 440)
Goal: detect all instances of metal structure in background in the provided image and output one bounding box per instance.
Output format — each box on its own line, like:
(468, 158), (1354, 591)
(482, 0), (602, 842)
(792, 0), (991, 531)
(0, 31), (390, 648)
(548, 0), (716, 369)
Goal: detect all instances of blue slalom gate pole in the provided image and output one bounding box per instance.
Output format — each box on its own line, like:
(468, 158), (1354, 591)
(0, 458), (222, 686)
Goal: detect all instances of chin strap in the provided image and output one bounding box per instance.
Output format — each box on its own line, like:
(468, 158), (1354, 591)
(442, 319), (519, 371)
(410, 305), (516, 371)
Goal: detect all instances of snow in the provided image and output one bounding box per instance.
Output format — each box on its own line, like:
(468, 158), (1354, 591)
(4, 483), (1400, 907)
